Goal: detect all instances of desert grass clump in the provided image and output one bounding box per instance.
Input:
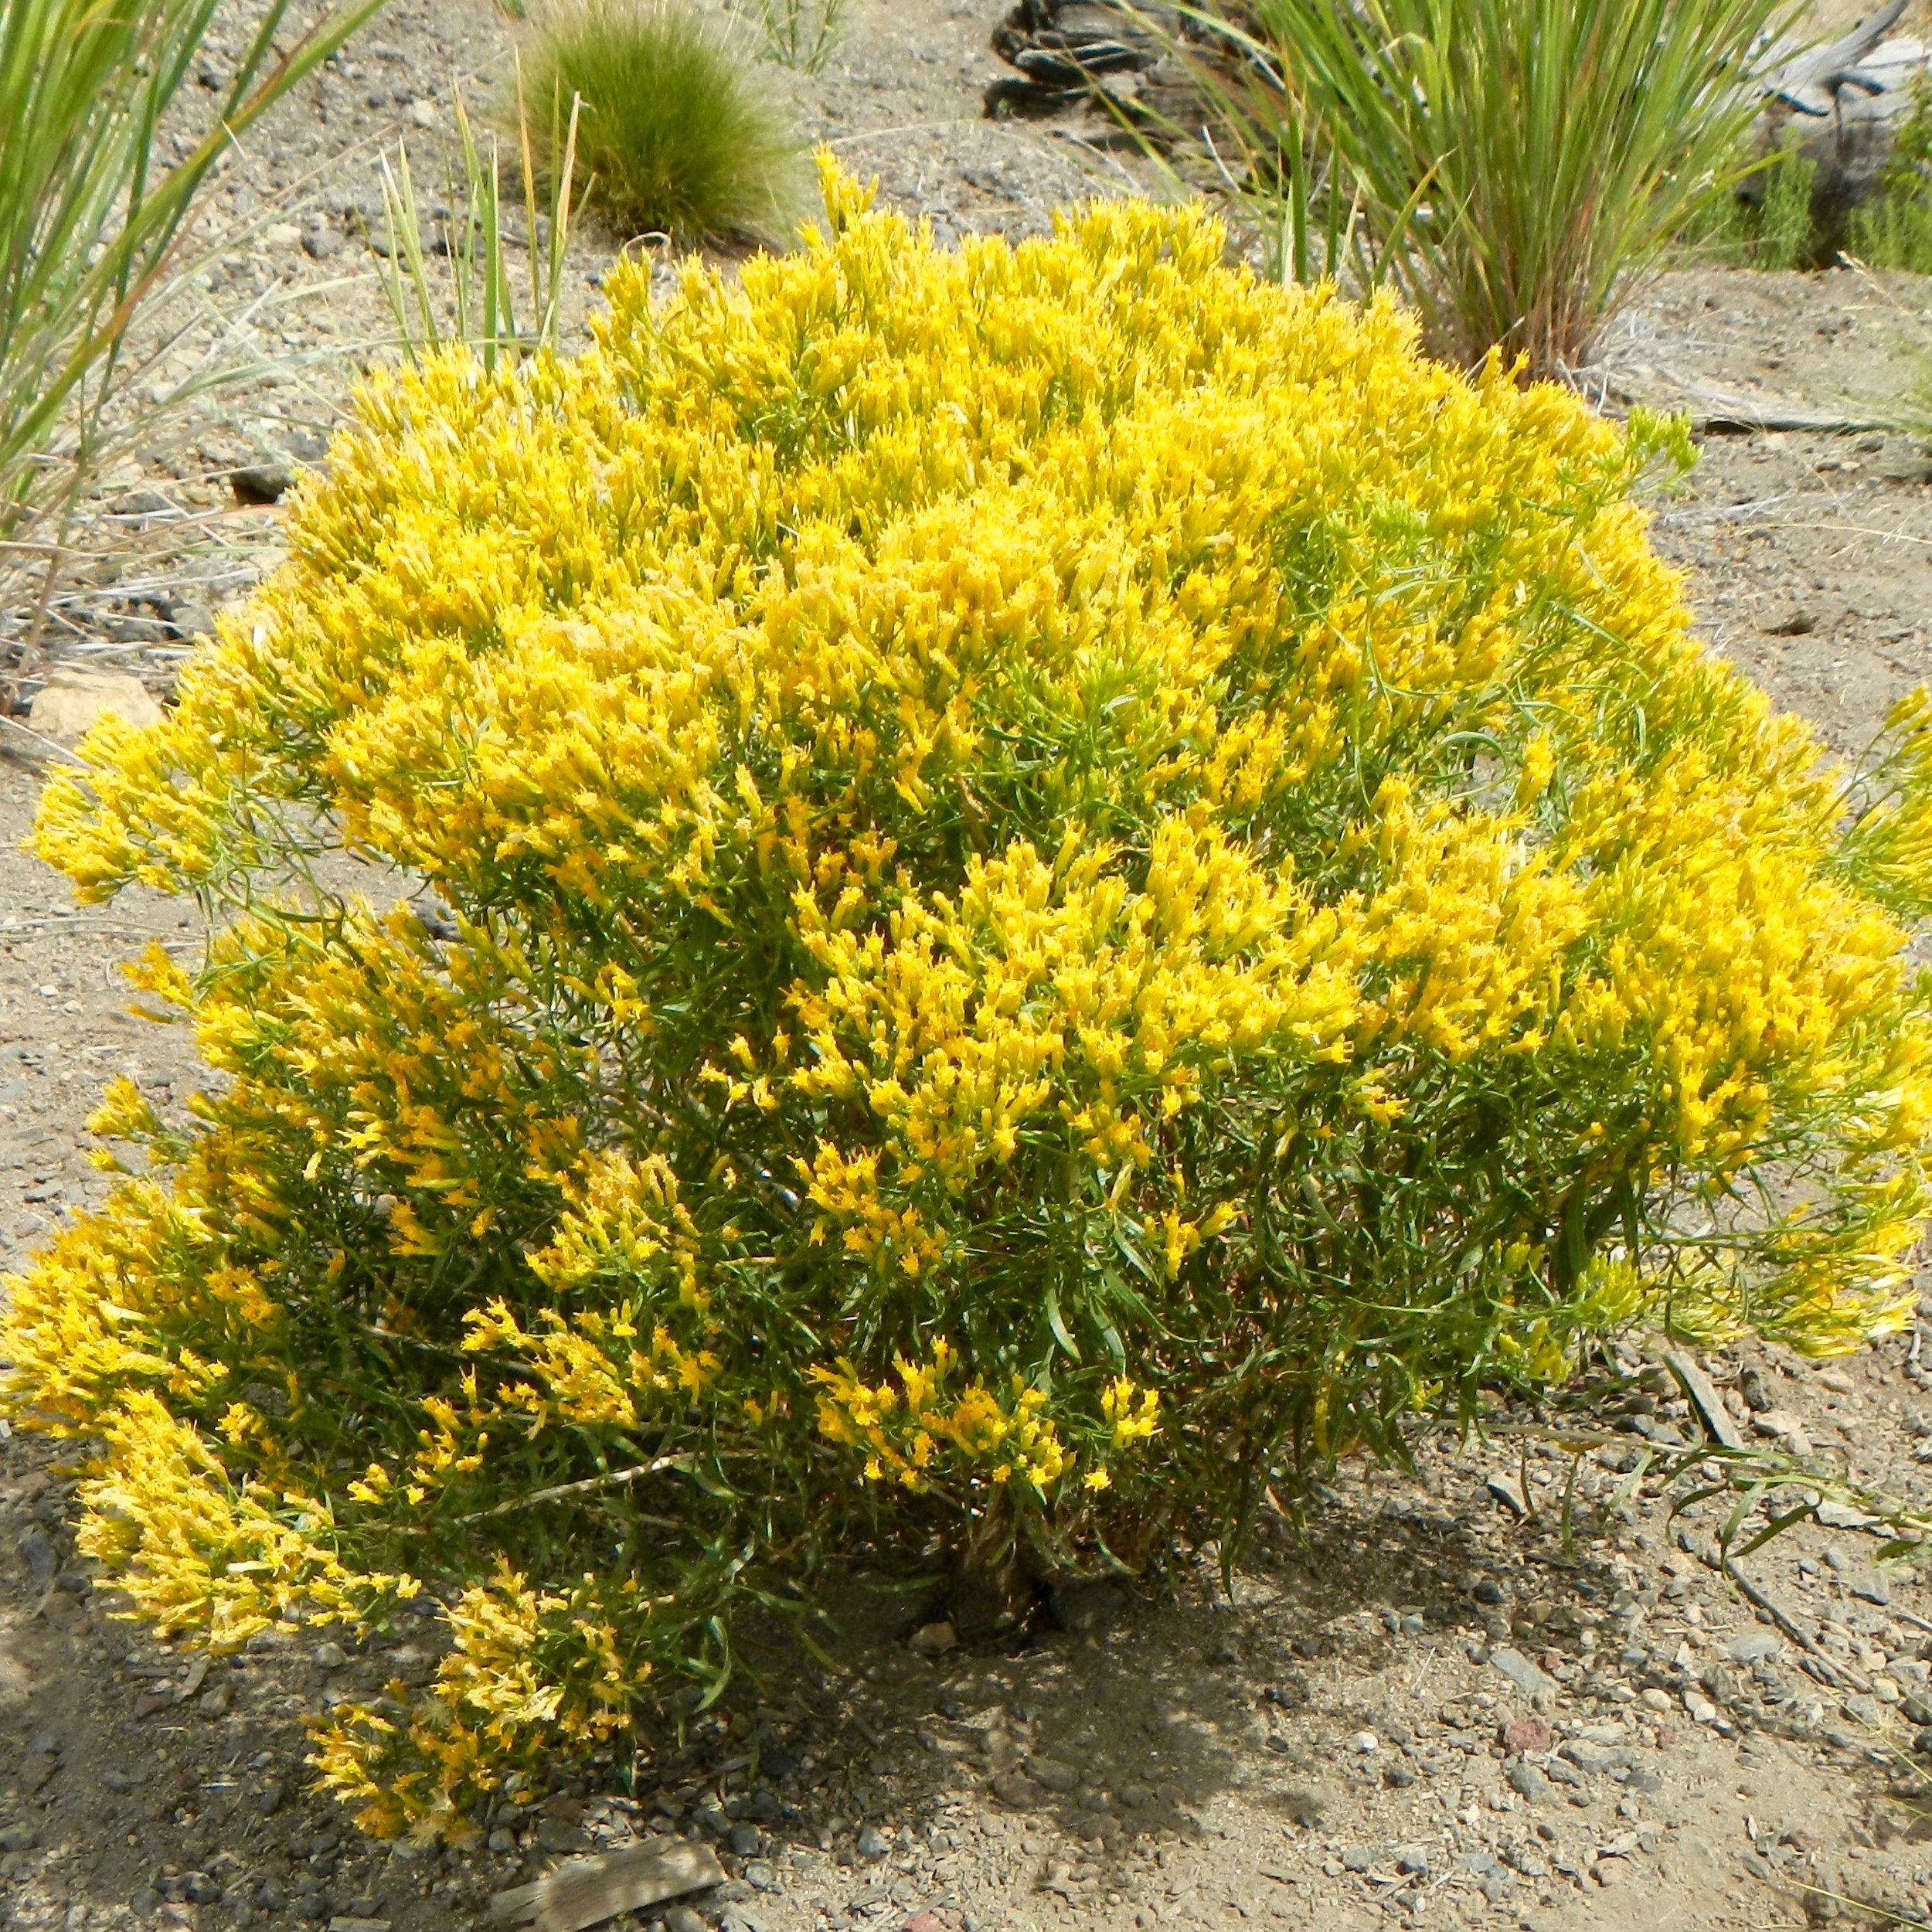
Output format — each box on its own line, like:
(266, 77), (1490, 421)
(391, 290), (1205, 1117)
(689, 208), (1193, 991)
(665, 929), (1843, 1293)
(510, 0), (803, 246)
(12, 165), (1932, 1840)
(1183, 0), (1791, 376)
(743, 0), (847, 73)
(378, 87), (582, 372)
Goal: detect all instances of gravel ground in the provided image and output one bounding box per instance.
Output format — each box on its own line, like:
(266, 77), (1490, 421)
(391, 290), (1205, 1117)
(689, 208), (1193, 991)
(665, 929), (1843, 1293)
(5, 2), (1932, 1928)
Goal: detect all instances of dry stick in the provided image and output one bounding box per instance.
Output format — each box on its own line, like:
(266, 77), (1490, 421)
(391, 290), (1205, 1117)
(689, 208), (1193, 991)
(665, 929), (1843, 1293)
(0, 715), (82, 764)
(1720, 1556), (1869, 1694)
(461, 1455), (691, 1525)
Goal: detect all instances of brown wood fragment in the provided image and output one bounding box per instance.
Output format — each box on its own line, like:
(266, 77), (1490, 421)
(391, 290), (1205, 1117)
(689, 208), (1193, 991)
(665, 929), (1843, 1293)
(490, 1838), (725, 1932)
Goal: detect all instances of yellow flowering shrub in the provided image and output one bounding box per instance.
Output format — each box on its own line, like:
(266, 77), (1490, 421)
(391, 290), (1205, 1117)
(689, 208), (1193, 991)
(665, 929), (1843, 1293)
(11, 162), (1932, 1835)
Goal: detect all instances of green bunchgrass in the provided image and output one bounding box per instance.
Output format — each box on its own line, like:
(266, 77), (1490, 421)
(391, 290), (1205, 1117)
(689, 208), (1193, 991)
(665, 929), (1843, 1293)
(0, 0), (379, 631)
(509, 0), (805, 248)
(1161, 0), (1794, 377)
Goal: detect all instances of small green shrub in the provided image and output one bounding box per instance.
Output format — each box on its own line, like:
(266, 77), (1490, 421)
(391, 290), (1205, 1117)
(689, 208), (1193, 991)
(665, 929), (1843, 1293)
(1685, 142), (1819, 269)
(1756, 142), (1821, 268)
(509, 0), (804, 247)
(1849, 185), (1932, 271)
(1176, 0), (1787, 375)
(1847, 86), (1932, 272)
(12, 168), (1932, 1841)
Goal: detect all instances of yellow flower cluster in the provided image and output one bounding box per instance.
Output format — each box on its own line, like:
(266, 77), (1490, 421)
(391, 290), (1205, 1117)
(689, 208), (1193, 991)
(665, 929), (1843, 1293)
(7, 161), (1930, 1837)
(812, 1341), (1102, 1492)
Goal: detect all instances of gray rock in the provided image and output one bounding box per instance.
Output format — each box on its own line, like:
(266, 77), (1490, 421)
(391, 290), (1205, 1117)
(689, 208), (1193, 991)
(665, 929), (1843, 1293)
(1850, 1573), (1893, 1607)
(1490, 1646), (1557, 1699)
(728, 1822), (763, 1857)
(254, 1781), (286, 1817)
(536, 1818), (586, 1852)
(1393, 1845), (1430, 1876)
(1560, 1740), (1631, 1775)
(231, 461), (295, 505)
(1507, 1760), (1553, 1804)
(0, 1825), (38, 1853)
(1843, 1695), (1887, 1728)
(1342, 1849), (1374, 1873)
(743, 1860), (777, 1891)
(1817, 1502), (1874, 1529)
(1027, 1756), (1080, 1793)
(1486, 1475), (1529, 1516)
(908, 1620), (957, 1656)
(855, 1825), (889, 1859)
(1727, 1630), (1781, 1664)
(665, 1912), (707, 1932)
(17, 1526), (57, 1587)
(312, 1641), (348, 1669)
(167, 601), (217, 638)
(302, 226), (344, 261)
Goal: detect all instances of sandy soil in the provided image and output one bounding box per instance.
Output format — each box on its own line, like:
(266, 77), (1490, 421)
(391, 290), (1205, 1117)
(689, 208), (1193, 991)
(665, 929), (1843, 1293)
(4, 2), (1932, 1930)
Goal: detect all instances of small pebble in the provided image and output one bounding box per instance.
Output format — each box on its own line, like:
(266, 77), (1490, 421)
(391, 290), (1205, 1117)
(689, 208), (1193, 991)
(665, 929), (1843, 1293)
(1502, 1715), (1552, 1753)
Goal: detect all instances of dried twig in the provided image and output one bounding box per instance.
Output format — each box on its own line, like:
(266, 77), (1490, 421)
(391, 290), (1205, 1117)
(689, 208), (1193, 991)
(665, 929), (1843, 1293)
(460, 1455), (691, 1524)
(491, 1838), (723, 1932)
(1720, 1556), (1868, 1692)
